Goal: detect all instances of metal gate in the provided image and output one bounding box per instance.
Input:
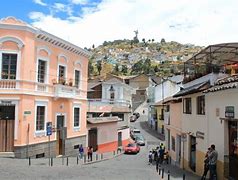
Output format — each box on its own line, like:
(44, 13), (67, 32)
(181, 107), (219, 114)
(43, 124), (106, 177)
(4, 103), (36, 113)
(0, 106), (15, 152)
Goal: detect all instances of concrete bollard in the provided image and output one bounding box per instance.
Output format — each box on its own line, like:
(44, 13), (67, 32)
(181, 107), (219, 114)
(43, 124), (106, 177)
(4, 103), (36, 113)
(168, 170), (170, 180)
(84, 155), (86, 163)
(28, 157), (31, 166)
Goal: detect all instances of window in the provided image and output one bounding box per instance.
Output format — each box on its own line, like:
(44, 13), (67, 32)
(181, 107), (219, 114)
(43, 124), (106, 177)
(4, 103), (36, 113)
(183, 98), (192, 114)
(172, 136), (175, 151)
(58, 65), (65, 84)
(1, 53), (17, 79)
(74, 107), (80, 127)
(112, 113), (124, 121)
(74, 70), (80, 88)
(197, 95), (205, 115)
(36, 106), (45, 131)
(37, 60), (46, 83)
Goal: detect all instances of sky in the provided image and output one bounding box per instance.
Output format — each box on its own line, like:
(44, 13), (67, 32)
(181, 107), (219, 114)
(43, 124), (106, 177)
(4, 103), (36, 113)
(1, 0), (238, 48)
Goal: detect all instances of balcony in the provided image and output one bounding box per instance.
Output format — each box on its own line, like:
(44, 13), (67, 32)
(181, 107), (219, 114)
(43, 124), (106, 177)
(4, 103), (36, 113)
(88, 99), (131, 113)
(0, 79), (18, 89)
(54, 84), (79, 99)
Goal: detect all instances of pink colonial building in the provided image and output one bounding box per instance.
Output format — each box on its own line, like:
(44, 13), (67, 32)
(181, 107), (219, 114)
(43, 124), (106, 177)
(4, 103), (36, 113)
(0, 17), (90, 158)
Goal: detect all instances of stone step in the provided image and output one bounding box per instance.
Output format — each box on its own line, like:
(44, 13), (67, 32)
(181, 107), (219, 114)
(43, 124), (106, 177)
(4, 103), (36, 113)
(0, 152), (15, 158)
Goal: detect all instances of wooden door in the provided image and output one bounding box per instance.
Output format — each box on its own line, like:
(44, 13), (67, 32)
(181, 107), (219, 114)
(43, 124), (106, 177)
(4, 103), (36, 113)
(88, 128), (97, 151)
(118, 132), (122, 147)
(56, 115), (65, 155)
(189, 136), (196, 172)
(0, 106), (15, 152)
(228, 121), (238, 179)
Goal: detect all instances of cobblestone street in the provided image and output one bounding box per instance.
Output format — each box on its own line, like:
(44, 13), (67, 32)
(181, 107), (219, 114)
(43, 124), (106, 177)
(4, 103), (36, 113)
(0, 113), (200, 180)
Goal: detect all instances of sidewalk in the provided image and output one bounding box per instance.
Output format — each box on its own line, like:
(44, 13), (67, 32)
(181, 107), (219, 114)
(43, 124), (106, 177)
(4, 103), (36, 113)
(140, 119), (165, 141)
(154, 163), (200, 180)
(23, 150), (124, 167)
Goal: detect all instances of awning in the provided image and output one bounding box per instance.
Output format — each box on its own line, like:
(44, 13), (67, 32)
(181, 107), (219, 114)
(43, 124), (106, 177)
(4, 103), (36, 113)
(173, 81), (209, 97)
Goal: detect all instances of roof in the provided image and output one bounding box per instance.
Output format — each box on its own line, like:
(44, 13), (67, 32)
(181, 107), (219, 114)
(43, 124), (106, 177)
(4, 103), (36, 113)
(185, 43), (238, 66)
(150, 76), (162, 84)
(152, 97), (173, 106)
(87, 117), (118, 124)
(173, 81), (210, 97)
(0, 17), (91, 58)
(87, 82), (102, 91)
(168, 75), (183, 84)
(204, 74), (238, 93)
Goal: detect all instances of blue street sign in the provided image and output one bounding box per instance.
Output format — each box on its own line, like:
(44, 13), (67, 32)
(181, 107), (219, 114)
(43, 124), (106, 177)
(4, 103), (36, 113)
(46, 122), (52, 136)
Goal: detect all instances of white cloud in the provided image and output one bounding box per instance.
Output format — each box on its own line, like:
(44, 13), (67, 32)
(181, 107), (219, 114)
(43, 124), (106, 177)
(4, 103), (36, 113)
(29, 0), (238, 48)
(70, 0), (89, 5)
(33, 0), (47, 6)
(52, 3), (73, 16)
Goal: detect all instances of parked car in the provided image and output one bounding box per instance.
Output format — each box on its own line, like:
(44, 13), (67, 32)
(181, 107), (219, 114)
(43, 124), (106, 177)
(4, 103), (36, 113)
(135, 134), (145, 146)
(133, 112), (140, 119)
(124, 143), (140, 154)
(130, 115), (137, 122)
(130, 128), (141, 140)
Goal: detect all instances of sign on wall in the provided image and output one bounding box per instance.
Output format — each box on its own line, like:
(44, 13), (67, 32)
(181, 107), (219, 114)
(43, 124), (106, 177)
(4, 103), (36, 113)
(225, 106), (235, 118)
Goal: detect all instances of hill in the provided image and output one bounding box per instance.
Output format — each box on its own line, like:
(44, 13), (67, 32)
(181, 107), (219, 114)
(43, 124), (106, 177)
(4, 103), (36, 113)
(87, 39), (203, 77)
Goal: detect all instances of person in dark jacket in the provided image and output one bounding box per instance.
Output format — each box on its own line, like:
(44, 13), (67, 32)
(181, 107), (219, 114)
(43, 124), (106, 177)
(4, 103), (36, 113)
(201, 148), (211, 180)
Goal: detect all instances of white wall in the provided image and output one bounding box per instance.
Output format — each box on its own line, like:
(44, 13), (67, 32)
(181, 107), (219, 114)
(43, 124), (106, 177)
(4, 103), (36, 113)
(206, 88), (238, 161)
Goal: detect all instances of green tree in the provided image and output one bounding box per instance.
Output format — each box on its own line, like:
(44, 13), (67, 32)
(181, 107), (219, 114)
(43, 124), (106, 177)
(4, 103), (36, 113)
(113, 64), (119, 75)
(88, 59), (94, 77)
(96, 60), (102, 75)
(131, 60), (144, 75)
(121, 65), (128, 75)
(143, 58), (151, 74)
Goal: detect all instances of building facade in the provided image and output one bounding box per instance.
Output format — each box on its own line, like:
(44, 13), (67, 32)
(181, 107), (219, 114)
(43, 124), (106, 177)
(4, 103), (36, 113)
(0, 17), (90, 158)
(87, 77), (135, 153)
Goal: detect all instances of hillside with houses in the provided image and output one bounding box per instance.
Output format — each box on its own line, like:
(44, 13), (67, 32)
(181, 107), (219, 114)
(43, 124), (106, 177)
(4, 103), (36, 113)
(87, 38), (203, 77)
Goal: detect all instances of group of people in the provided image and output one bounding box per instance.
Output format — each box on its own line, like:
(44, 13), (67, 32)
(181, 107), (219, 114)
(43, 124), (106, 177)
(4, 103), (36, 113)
(148, 143), (168, 165)
(78, 145), (94, 162)
(201, 144), (218, 180)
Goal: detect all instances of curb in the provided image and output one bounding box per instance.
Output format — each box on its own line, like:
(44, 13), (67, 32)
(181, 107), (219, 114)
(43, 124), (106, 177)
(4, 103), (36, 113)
(82, 151), (124, 165)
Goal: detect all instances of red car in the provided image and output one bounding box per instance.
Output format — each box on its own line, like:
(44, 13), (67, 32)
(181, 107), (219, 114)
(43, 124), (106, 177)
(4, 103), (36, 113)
(124, 143), (140, 154)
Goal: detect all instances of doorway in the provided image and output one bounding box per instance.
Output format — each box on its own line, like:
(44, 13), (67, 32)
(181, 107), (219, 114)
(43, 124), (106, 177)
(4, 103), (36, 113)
(228, 121), (238, 179)
(189, 136), (196, 172)
(0, 106), (15, 152)
(56, 115), (65, 155)
(118, 132), (122, 147)
(176, 135), (182, 166)
(88, 128), (97, 151)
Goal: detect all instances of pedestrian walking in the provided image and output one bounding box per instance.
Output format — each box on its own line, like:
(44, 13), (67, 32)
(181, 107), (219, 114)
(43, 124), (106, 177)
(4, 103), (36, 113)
(87, 146), (93, 162)
(158, 145), (165, 164)
(201, 147), (211, 180)
(208, 144), (218, 180)
(79, 144), (84, 159)
(148, 151), (153, 165)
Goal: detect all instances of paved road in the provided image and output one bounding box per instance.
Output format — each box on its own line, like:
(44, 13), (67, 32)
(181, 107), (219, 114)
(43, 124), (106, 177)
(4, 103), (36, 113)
(0, 113), (200, 180)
